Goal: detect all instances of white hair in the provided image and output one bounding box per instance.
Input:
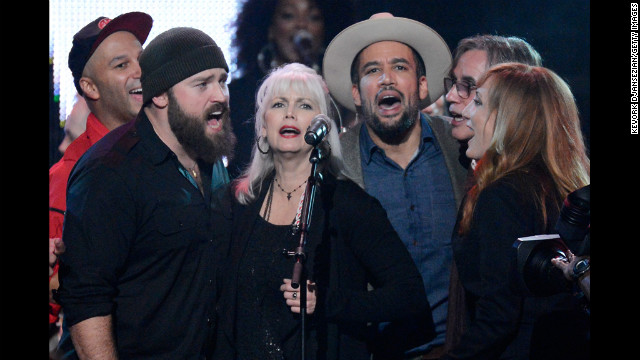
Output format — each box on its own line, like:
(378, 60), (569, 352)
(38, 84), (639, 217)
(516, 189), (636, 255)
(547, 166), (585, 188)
(233, 63), (354, 204)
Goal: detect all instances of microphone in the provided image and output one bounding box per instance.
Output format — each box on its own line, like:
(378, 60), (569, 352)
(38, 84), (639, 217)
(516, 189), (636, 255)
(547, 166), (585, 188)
(305, 114), (332, 146)
(293, 29), (314, 65)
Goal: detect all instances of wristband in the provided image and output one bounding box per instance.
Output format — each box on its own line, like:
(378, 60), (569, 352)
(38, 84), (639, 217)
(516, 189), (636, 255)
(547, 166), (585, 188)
(572, 258), (590, 280)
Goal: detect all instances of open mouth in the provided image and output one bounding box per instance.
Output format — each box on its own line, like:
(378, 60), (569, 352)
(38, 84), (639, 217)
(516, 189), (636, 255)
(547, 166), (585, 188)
(207, 110), (224, 131)
(129, 87), (143, 101)
(376, 89), (403, 114)
(449, 111), (466, 126)
(378, 95), (401, 110)
(279, 126), (301, 137)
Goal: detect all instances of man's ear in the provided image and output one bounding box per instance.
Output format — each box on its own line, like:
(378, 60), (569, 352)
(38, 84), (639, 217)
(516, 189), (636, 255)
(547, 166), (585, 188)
(79, 77), (99, 101)
(351, 84), (362, 107)
(151, 92), (169, 108)
(418, 75), (428, 101)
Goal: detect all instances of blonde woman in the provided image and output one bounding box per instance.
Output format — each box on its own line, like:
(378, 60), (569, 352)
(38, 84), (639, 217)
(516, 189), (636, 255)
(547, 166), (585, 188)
(214, 63), (429, 360)
(443, 63), (590, 360)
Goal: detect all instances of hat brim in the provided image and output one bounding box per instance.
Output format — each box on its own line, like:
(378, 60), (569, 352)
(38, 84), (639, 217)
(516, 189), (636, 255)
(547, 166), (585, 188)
(322, 17), (451, 112)
(90, 12), (153, 56)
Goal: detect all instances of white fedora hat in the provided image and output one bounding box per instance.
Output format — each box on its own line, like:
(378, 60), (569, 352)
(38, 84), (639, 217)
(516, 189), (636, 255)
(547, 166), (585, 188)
(322, 13), (451, 112)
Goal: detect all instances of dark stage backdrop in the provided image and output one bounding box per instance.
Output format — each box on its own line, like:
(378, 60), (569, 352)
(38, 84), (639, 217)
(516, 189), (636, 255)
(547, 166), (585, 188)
(352, 0), (590, 153)
(48, 0), (590, 167)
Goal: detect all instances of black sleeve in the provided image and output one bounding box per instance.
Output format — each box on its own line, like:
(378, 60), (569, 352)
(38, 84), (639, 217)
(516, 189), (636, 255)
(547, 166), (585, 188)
(447, 184), (530, 359)
(57, 162), (135, 326)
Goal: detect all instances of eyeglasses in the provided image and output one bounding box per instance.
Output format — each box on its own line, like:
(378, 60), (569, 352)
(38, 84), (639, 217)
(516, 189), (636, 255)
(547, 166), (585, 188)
(444, 77), (477, 99)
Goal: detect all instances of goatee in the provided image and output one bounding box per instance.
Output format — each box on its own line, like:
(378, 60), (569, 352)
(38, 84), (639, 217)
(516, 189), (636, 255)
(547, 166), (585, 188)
(167, 92), (237, 164)
(360, 88), (420, 145)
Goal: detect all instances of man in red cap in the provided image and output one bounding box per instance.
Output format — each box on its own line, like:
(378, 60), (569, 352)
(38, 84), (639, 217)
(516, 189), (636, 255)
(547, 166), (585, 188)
(48, 10), (153, 348)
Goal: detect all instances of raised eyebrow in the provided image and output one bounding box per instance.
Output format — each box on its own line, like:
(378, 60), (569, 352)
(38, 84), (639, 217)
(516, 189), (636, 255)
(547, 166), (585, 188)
(296, 96), (313, 103)
(192, 74), (222, 85)
(361, 57), (411, 71)
(389, 57), (411, 66)
(360, 60), (380, 72)
(296, 98), (315, 108)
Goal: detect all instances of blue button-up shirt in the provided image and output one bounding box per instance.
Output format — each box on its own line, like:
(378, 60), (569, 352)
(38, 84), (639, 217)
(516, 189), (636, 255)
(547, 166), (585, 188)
(360, 113), (457, 354)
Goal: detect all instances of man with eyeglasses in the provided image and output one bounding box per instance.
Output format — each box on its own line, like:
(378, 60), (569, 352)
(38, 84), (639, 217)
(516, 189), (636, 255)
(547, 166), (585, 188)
(444, 35), (542, 142)
(441, 34), (544, 354)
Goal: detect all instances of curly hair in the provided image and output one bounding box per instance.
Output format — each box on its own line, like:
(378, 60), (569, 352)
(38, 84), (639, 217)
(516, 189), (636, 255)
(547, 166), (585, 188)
(230, 0), (354, 76)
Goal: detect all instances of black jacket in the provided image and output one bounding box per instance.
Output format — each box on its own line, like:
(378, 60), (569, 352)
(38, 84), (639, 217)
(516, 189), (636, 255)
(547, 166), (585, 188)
(445, 169), (590, 360)
(213, 172), (433, 360)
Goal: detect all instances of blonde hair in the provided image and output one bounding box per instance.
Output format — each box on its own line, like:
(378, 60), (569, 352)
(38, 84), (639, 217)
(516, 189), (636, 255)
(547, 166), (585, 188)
(459, 62), (590, 234)
(233, 63), (354, 204)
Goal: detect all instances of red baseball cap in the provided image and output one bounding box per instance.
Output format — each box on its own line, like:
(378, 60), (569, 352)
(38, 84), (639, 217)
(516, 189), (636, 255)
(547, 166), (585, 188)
(68, 12), (153, 95)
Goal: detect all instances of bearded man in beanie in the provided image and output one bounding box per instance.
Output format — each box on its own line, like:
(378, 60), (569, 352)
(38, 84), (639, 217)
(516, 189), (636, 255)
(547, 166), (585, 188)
(56, 27), (236, 360)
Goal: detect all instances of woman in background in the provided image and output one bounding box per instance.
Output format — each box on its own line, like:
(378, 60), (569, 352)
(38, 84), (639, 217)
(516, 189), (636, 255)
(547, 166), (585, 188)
(442, 62), (590, 360)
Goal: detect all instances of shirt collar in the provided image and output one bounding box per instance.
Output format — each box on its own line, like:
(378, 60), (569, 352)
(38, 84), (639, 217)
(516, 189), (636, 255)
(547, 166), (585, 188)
(135, 110), (175, 166)
(85, 112), (110, 144)
(359, 112), (435, 163)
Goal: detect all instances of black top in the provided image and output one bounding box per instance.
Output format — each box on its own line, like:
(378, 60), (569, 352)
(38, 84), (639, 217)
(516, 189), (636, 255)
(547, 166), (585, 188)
(445, 169), (590, 360)
(57, 112), (227, 359)
(236, 217), (317, 360)
(214, 172), (433, 360)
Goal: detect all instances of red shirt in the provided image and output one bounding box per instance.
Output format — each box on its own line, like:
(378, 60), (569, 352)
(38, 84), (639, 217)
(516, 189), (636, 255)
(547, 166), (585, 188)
(49, 113), (109, 323)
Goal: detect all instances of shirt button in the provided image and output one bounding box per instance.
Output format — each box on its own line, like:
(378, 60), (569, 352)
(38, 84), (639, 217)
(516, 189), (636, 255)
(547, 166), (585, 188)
(410, 205), (415, 211)
(209, 279), (213, 285)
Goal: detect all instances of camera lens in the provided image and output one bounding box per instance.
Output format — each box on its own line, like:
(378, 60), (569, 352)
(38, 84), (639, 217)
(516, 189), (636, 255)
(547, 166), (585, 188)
(516, 239), (571, 296)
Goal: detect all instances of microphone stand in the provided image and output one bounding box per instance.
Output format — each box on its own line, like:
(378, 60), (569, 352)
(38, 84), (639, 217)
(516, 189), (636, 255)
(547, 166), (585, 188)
(283, 145), (326, 360)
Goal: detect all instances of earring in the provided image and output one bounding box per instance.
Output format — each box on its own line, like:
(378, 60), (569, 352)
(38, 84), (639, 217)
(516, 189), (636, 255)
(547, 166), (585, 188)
(256, 136), (270, 154)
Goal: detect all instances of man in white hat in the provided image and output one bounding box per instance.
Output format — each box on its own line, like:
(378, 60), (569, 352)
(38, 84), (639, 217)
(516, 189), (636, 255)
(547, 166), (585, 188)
(323, 13), (468, 360)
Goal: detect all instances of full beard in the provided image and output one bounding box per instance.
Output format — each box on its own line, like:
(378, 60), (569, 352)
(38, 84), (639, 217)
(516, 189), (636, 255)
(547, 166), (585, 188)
(167, 93), (236, 164)
(360, 90), (421, 145)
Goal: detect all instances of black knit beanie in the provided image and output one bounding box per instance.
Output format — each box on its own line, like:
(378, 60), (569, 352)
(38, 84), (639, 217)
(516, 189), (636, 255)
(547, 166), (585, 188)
(140, 27), (229, 104)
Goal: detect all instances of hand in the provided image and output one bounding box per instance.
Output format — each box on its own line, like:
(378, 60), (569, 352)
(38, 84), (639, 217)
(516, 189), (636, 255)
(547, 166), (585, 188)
(281, 279), (316, 314)
(49, 237), (66, 303)
(551, 249), (587, 281)
(49, 237), (66, 273)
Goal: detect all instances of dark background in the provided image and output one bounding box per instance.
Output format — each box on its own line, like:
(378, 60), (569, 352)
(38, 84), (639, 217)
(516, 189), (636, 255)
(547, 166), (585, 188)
(49, 0), (591, 167)
(351, 0), (591, 153)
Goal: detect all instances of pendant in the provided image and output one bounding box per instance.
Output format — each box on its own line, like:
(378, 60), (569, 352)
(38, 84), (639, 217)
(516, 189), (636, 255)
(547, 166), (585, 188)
(286, 192), (292, 201)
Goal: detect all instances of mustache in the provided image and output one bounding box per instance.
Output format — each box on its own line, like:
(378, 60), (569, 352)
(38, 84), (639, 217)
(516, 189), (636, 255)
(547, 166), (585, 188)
(206, 101), (229, 117)
(375, 86), (405, 102)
